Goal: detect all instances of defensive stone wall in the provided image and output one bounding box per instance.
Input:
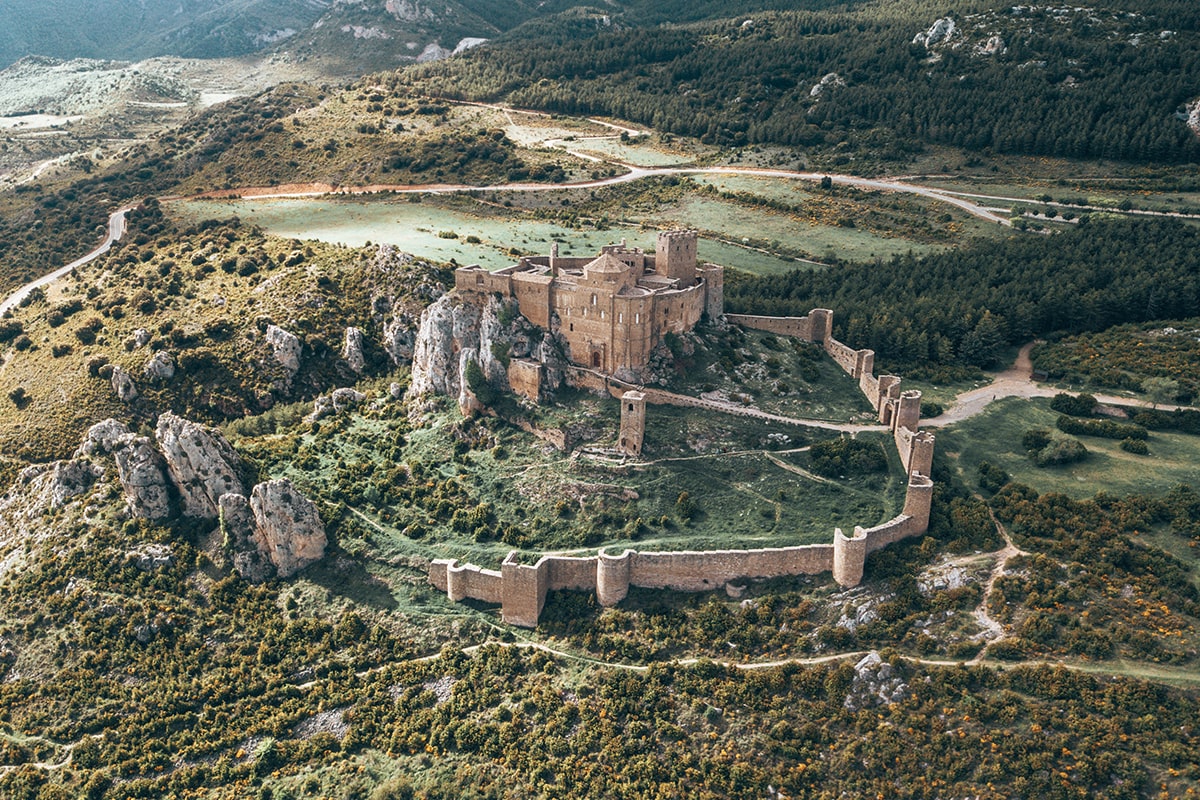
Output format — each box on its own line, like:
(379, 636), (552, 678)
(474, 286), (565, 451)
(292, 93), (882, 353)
(429, 308), (938, 627)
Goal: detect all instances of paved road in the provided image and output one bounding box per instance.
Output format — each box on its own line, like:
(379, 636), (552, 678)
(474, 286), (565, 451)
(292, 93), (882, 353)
(0, 206), (132, 316)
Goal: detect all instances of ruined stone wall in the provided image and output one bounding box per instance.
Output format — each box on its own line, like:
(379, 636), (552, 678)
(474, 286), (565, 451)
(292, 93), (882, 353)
(501, 554), (547, 628)
(429, 559), (504, 604)
(430, 307), (940, 627)
(507, 359), (543, 402)
(626, 545), (835, 593)
(725, 314), (817, 340)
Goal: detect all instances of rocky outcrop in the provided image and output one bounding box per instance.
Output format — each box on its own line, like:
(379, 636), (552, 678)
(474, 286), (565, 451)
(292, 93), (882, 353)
(266, 324), (302, 373)
(914, 17), (955, 48)
(844, 651), (908, 711)
(223, 480), (327, 581)
(132, 328), (151, 348)
(809, 72), (845, 97)
(143, 351), (175, 382)
(17, 459), (102, 510)
(308, 388), (367, 421)
(383, 314), (416, 364)
(111, 365), (138, 402)
(76, 419), (132, 457)
(155, 413), (245, 519)
(113, 437), (172, 519)
(409, 293), (566, 405)
(342, 327), (365, 374)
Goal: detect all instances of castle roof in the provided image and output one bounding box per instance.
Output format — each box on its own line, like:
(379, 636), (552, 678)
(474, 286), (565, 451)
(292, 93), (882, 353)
(583, 252), (630, 275)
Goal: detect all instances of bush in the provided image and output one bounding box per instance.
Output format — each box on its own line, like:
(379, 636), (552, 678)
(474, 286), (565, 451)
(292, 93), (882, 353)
(1022, 429), (1052, 453)
(1034, 437), (1088, 467)
(977, 461), (1010, 494)
(809, 437), (888, 477)
(1120, 437), (1149, 455)
(1056, 415), (1148, 441)
(8, 387), (29, 408)
(920, 400), (944, 418)
(1050, 392), (1097, 417)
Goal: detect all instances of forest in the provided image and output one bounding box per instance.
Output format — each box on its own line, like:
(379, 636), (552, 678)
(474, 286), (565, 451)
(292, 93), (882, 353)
(725, 217), (1200, 374)
(401, 1), (1200, 163)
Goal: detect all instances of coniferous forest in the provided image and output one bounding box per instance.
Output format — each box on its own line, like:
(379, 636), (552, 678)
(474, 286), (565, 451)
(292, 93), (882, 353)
(726, 217), (1200, 370)
(403, 1), (1200, 163)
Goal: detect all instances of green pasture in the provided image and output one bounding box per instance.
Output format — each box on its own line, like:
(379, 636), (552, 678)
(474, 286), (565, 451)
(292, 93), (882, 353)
(938, 397), (1200, 499)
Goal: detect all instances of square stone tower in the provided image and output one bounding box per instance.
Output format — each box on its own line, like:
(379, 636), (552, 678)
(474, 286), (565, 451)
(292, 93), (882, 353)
(656, 229), (698, 287)
(619, 391), (647, 456)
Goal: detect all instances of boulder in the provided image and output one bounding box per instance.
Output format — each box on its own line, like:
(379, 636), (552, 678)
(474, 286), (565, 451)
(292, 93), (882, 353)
(220, 492), (275, 583)
(75, 419), (132, 457)
(266, 324), (302, 372)
(250, 479), (326, 578)
(113, 437), (172, 519)
(111, 365), (138, 402)
(388, 382), (404, 400)
(331, 388), (366, 412)
(132, 328), (151, 348)
(17, 459), (102, 510)
(342, 327), (366, 374)
(142, 351), (175, 382)
(155, 413), (245, 519)
(128, 543), (174, 571)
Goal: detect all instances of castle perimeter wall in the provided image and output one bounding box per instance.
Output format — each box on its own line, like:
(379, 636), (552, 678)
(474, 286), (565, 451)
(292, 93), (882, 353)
(430, 308), (937, 627)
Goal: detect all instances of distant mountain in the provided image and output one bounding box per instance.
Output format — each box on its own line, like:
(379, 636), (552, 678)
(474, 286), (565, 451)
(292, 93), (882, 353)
(0, 0), (332, 67)
(0, 0), (854, 72)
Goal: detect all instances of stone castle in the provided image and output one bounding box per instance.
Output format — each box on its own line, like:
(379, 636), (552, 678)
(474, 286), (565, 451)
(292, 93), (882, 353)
(426, 285), (938, 626)
(454, 229), (723, 381)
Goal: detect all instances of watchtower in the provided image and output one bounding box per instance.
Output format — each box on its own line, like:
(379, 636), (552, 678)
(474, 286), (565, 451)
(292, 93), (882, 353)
(619, 391), (646, 456)
(656, 229), (698, 287)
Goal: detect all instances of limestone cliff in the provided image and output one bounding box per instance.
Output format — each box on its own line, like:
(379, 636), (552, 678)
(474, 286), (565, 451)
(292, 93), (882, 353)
(155, 413), (246, 520)
(408, 291), (568, 404)
(221, 479), (327, 582)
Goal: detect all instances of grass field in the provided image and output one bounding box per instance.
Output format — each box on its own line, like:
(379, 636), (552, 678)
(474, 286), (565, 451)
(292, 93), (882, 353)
(938, 397), (1200, 499)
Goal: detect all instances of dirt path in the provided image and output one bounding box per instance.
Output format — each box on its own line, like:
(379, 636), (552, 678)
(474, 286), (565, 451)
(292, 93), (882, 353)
(924, 341), (1198, 428)
(967, 513), (1030, 664)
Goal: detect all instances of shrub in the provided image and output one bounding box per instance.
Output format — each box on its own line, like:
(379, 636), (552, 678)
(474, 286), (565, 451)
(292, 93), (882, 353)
(1021, 429), (1052, 453)
(8, 387), (29, 408)
(1050, 392), (1097, 417)
(920, 400), (944, 418)
(1056, 415), (1147, 441)
(1034, 437), (1088, 467)
(1120, 437), (1149, 455)
(809, 437), (888, 477)
(977, 461), (1010, 494)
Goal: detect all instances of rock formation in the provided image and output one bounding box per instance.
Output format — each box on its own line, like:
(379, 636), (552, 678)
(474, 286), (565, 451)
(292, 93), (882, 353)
(111, 365), (138, 402)
(17, 459), (101, 511)
(143, 351), (175, 382)
(409, 293), (566, 405)
(913, 17), (955, 48)
(342, 327), (365, 374)
(222, 479), (327, 581)
(844, 651), (908, 711)
(266, 324), (302, 372)
(155, 413), (245, 519)
(113, 437), (172, 519)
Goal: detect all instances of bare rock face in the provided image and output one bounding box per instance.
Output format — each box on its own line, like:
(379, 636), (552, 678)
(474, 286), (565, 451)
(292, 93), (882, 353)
(143, 351), (175, 382)
(409, 294), (480, 398)
(266, 324), (302, 372)
(844, 651), (908, 711)
(75, 419), (132, 457)
(914, 17), (955, 48)
(332, 387), (366, 412)
(18, 459), (102, 510)
(342, 327), (366, 374)
(111, 365), (138, 402)
(383, 314), (416, 364)
(155, 413), (245, 519)
(249, 479), (326, 579)
(113, 437), (172, 519)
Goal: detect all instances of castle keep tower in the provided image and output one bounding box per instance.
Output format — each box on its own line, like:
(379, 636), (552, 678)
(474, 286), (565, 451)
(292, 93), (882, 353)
(619, 391), (646, 456)
(656, 229), (698, 287)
